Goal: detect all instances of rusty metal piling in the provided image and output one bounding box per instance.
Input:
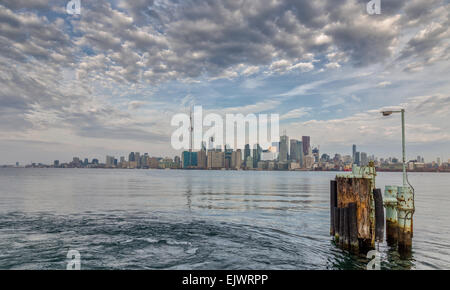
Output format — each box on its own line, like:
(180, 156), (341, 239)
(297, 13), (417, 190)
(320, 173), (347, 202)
(397, 186), (414, 254)
(384, 185), (398, 246)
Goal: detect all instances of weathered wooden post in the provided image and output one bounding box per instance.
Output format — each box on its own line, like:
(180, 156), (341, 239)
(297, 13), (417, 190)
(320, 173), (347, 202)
(384, 185), (398, 246)
(339, 208), (345, 247)
(348, 202), (359, 253)
(332, 163), (377, 254)
(397, 186), (414, 254)
(373, 188), (384, 242)
(330, 180), (337, 236)
(334, 207), (340, 241)
(342, 207), (350, 250)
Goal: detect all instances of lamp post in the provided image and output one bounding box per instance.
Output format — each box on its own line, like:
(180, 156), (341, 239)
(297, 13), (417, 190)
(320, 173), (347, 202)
(381, 108), (414, 255)
(381, 109), (406, 186)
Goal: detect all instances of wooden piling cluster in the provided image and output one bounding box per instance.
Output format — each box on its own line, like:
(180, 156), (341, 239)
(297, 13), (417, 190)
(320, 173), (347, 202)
(330, 176), (384, 254)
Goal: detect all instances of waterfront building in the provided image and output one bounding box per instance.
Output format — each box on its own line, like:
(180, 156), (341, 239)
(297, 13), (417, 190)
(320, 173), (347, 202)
(302, 136), (311, 157)
(261, 151), (278, 161)
(174, 156), (181, 167)
(361, 152), (368, 166)
(279, 135), (289, 162)
(207, 151), (225, 169)
(128, 161), (137, 169)
(149, 157), (159, 169)
(257, 161), (268, 170)
(182, 151), (198, 168)
(252, 144), (262, 168)
(289, 161), (300, 170)
(312, 147), (320, 163)
(244, 144), (251, 166)
(231, 149), (242, 169)
(197, 148), (207, 169)
(105, 155), (115, 167)
(354, 151), (361, 166)
(304, 155), (314, 169)
(289, 139), (303, 166)
(128, 152), (135, 162)
(245, 156), (253, 169)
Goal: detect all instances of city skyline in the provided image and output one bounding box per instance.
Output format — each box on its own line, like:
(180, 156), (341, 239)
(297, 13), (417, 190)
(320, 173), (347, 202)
(5, 136), (447, 171)
(1, 1), (449, 164)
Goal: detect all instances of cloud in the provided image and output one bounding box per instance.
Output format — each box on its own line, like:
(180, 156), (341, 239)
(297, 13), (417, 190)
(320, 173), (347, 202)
(0, 0), (449, 163)
(287, 94), (450, 155)
(377, 81), (392, 87)
(280, 107), (311, 120)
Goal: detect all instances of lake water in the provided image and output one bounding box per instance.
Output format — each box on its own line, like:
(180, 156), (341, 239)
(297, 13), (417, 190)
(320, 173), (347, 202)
(0, 168), (448, 269)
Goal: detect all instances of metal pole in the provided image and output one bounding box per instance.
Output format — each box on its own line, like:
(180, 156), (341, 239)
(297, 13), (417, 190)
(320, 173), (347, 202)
(401, 109), (406, 187)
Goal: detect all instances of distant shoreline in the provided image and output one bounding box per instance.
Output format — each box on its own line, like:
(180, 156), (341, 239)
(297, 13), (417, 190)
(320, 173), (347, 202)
(1, 166), (449, 173)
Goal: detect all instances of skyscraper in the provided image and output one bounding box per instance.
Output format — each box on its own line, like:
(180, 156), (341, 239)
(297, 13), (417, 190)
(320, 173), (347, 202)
(302, 136), (310, 156)
(207, 151), (225, 169)
(252, 144), (262, 168)
(182, 151), (198, 168)
(354, 152), (361, 166)
(361, 152), (368, 166)
(106, 155), (115, 167)
(128, 152), (135, 162)
(289, 139), (303, 165)
(135, 152), (141, 168)
(352, 144), (356, 163)
(231, 149), (242, 169)
(244, 144), (251, 166)
(197, 143), (207, 169)
(279, 135), (289, 162)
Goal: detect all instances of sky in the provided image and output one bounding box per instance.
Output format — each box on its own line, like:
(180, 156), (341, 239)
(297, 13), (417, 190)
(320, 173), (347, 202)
(0, 0), (449, 164)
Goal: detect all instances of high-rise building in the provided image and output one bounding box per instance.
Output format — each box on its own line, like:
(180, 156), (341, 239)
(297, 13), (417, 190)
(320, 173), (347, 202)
(244, 144), (251, 166)
(182, 151), (198, 168)
(174, 156), (181, 168)
(105, 155), (115, 167)
(354, 152), (361, 166)
(197, 147), (207, 169)
(279, 135), (289, 162)
(54, 160), (59, 167)
(361, 152), (368, 166)
(245, 155), (253, 169)
(207, 151), (225, 169)
(252, 144), (262, 168)
(128, 152), (135, 162)
(312, 147), (320, 163)
(289, 139), (303, 166)
(302, 136), (310, 156)
(135, 152), (141, 168)
(352, 144), (356, 162)
(231, 149), (242, 169)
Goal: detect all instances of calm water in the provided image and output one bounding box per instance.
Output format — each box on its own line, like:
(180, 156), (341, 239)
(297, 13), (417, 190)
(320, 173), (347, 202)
(0, 168), (448, 270)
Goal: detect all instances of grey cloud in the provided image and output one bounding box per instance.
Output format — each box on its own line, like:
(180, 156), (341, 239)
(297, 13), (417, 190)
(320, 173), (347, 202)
(0, 0), (50, 10)
(0, 0), (449, 151)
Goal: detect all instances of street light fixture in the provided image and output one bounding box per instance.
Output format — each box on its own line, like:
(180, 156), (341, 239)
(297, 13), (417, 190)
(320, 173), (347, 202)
(381, 109), (406, 186)
(381, 108), (414, 254)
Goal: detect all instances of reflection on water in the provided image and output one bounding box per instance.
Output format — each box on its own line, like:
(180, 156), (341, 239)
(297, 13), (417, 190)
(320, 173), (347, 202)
(0, 168), (448, 269)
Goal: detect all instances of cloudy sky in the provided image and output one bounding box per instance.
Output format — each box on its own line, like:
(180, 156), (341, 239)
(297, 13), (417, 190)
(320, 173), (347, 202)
(0, 0), (449, 164)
